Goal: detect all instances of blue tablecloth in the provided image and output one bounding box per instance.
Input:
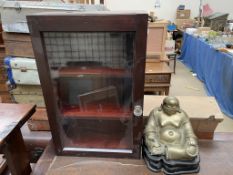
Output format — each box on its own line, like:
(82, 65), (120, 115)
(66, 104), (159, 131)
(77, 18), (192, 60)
(179, 33), (233, 118)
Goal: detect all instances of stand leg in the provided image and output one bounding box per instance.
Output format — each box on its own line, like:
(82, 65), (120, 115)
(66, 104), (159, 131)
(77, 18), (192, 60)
(174, 55), (176, 74)
(165, 88), (169, 95)
(3, 127), (31, 175)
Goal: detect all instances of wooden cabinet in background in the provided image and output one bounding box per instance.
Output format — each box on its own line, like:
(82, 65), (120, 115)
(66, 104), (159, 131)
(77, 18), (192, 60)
(144, 62), (172, 95)
(146, 20), (168, 62)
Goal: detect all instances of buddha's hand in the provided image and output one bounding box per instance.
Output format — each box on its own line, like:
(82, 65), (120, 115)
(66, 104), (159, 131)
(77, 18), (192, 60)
(187, 138), (197, 146)
(146, 135), (159, 146)
(151, 143), (165, 155)
(145, 135), (165, 155)
(186, 138), (198, 157)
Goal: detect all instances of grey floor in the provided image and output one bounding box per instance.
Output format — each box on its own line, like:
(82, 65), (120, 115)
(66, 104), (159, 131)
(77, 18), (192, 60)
(168, 60), (233, 132)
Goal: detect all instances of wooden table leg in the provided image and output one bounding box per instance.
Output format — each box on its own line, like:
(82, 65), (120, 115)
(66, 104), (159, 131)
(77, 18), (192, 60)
(2, 127), (31, 175)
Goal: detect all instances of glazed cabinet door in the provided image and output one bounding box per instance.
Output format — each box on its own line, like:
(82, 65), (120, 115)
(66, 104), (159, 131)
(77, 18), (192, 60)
(43, 31), (135, 154)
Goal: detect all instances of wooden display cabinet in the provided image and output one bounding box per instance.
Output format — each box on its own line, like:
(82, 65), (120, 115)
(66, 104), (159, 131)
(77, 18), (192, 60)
(27, 12), (148, 158)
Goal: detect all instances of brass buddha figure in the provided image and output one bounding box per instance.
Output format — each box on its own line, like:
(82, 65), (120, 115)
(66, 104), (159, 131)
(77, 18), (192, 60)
(143, 96), (200, 174)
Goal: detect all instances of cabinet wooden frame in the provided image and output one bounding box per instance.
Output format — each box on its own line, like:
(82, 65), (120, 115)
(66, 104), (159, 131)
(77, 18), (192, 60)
(27, 12), (148, 158)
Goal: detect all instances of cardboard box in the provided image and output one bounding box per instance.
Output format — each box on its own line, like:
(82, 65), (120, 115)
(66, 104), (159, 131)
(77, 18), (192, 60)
(176, 10), (191, 19)
(175, 19), (195, 29)
(143, 96), (224, 139)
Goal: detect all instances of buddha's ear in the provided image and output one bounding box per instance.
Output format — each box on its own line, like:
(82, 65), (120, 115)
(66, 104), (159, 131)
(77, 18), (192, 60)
(177, 108), (182, 113)
(158, 105), (163, 111)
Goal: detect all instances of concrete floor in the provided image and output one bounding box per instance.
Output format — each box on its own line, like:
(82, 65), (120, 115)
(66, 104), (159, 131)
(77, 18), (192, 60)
(168, 60), (233, 132)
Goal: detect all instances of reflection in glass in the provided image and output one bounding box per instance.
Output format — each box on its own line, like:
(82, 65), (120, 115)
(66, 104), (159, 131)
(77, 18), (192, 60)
(43, 32), (135, 152)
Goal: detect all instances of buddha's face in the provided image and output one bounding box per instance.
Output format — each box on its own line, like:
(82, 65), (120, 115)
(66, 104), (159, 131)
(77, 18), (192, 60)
(162, 97), (180, 116)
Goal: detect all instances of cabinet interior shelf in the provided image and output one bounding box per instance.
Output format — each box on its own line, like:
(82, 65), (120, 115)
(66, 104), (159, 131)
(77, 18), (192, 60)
(58, 67), (131, 77)
(62, 106), (132, 120)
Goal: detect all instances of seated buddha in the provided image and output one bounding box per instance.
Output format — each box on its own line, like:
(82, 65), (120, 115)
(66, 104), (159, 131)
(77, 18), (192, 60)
(144, 96), (199, 160)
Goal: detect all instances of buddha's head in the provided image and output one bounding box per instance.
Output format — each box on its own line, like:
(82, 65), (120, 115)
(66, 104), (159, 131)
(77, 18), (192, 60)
(161, 96), (180, 115)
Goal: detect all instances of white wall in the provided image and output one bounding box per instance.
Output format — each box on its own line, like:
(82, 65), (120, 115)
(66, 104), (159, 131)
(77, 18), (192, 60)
(205, 0), (233, 19)
(105, 0), (233, 22)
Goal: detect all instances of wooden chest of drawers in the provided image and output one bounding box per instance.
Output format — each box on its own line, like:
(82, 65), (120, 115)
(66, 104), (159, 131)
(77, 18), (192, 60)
(144, 62), (172, 95)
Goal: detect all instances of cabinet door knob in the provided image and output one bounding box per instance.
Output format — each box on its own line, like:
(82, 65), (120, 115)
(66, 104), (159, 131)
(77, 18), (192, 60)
(134, 105), (143, 117)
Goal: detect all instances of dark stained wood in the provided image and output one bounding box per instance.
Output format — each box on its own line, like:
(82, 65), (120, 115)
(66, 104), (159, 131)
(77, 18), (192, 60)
(0, 104), (36, 144)
(0, 154), (7, 174)
(32, 141), (55, 175)
(33, 140), (233, 175)
(28, 12), (148, 158)
(196, 141), (233, 175)
(2, 127), (31, 175)
(0, 103), (36, 175)
(27, 13), (146, 33)
(21, 124), (51, 149)
(21, 125), (51, 162)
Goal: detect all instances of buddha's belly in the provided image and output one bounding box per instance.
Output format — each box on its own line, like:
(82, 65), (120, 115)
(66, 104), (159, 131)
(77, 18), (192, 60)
(159, 127), (181, 144)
